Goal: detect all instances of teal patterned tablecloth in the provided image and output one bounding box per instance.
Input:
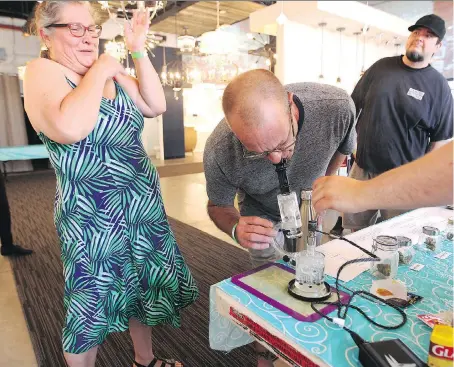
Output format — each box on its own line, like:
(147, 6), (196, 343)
(209, 210), (453, 367)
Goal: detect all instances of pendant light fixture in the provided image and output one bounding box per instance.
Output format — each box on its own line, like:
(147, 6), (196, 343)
(160, 46), (168, 83)
(172, 14), (183, 96)
(361, 25), (369, 76)
(336, 27), (345, 86)
(318, 22), (327, 81)
(394, 36), (402, 56)
(199, 1), (238, 55)
(160, 14), (184, 100)
(376, 32), (385, 56)
(359, 1), (370, 77)
(177, 26), (196, 54)
(276, 1), (287, 25)
(383, 40), (390, 57)
(354, 31), (361, 76)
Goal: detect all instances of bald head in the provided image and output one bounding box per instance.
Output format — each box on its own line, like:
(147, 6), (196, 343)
(222, 69), (288, 129)
(221, 69), (295, 163)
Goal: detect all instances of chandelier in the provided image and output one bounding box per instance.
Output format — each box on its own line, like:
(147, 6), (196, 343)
(105, 38), (127, 61)
(245, 33), (276, 72)
(99, 1), (167, 78)
(160, 47), (185, 99)
(183, 56), (238, 85)
(147, 33), (166, 51)
(184, 62), (203, 85)
(97, 1), (167, 21)
(199, 1), (238, 55)
(208, 61), (238, 84)
(177, 26), (196, 54)
(158, 2), (240, 93)
(161, 63), (184, 91)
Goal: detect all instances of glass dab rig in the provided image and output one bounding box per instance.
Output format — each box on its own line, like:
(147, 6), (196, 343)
(274, 160), (331, 302)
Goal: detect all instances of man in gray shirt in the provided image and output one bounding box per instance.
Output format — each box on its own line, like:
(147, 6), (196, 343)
(204, 69), (356, 367)
(204, 70), (356, 270)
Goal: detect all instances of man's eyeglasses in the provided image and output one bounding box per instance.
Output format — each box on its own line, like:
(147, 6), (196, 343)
(242, 103), (296, 159)
(46, 23), (102, 38)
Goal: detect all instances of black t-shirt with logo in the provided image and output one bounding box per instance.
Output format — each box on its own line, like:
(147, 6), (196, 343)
(353, 56), (453, 174)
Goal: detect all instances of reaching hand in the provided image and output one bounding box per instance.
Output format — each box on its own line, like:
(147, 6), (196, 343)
(312, 176), (367, 214)
(234, 216), (277, 250)
(95, 53), (127, 79)
(124, 8), (150, 52)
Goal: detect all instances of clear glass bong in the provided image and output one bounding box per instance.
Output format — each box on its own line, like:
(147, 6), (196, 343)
(273, 160), (331, 301)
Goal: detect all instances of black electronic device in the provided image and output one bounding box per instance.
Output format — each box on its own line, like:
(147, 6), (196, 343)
(356, 338), (428, 367)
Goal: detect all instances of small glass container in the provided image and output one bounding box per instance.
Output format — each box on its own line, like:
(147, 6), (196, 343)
(418, 226), (441, 252)
(396, 236), (415, 265)
(370, 235), (399, 279)
(445, 217), (454, 241)
(295, 250), (325, 286)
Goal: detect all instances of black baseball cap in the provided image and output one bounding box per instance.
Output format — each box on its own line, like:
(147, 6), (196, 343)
(408, 14), (446, 40)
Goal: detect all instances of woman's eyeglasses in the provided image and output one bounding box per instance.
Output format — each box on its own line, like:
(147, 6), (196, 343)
(46, 23), (102, 38)
(242, 103), (297, 159)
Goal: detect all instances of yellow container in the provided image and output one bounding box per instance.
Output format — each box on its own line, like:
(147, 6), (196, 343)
(428, 325), (453, 367)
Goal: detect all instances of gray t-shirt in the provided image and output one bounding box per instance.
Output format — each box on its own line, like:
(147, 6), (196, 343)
(204, 82), (356, 222)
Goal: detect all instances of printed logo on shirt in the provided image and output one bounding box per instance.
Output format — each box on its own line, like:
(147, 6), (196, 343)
(407, 88), (425, 100)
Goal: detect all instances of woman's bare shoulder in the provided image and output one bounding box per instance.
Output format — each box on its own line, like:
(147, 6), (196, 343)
(25, 58), (68, 85)
(27, 58), (82, 87)
(26, 57), (62, 72)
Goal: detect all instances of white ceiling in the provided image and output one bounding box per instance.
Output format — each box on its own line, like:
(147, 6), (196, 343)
(250, 1), (411, 42)
(360, 1), (434, 23)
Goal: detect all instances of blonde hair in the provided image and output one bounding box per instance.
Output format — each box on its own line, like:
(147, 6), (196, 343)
(222, 69), (288, 127)
(31, 1), (98, 58)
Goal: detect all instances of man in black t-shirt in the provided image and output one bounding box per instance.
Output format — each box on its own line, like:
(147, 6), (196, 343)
(342, 14), (453, 231)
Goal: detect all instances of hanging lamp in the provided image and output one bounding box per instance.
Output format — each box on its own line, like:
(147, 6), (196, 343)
(336, 27), (345, 86)
(394, 36), (402, 56)
(361, 26), (369, 76)
(360, 1), (371, 76)
(160, 46), (168, 83)
(318, 22), (327, 81)
(276, 1), (287, 25)
(353, 31), (361, 76)
(199, 1), (238, 55)
(177, 26), (196, 53)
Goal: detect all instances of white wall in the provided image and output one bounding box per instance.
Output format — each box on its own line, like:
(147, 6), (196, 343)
(142, 116), (162, 158)
(183, 84), (225, 153)
(0, 17), (41, 77)
(276, 20), (396, 93)
(371, 1), (433, 24)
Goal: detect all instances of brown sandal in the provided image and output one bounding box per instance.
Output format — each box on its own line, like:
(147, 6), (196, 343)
(134, 357), (183, 367)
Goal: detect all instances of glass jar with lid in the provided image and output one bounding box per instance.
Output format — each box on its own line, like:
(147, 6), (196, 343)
(445, 217), (453, 241)
(370, 235), (399, 279)
(396, 236), (415, 265)
(418, 226), (441, 252)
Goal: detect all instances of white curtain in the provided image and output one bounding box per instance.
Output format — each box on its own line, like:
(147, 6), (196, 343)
(0, 74), (32, 173)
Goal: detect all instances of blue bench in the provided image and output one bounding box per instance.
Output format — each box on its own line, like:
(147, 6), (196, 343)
(0, 145), (49, 178)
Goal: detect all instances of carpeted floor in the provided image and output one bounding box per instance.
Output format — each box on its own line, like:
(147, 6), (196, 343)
(6, 171), (255, 367)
